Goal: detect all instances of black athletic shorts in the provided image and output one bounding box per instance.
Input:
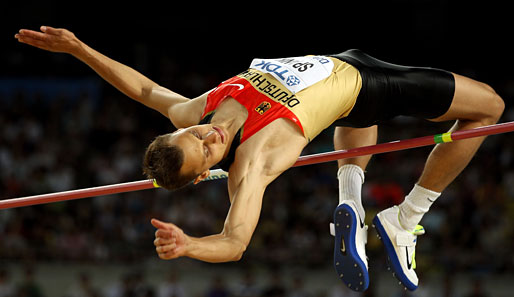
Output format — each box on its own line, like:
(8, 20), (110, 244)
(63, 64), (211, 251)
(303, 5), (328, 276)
(330, 49), (455, 128)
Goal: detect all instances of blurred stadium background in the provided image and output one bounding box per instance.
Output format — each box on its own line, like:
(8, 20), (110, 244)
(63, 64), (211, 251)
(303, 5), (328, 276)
(1, 1), (513, 296)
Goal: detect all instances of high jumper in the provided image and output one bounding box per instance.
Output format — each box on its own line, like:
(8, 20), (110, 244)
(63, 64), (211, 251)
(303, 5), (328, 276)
(15, 26), (504, 292)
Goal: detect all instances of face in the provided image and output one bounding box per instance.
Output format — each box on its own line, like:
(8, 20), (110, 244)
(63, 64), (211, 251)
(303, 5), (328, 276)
(168, 124), (228, 181)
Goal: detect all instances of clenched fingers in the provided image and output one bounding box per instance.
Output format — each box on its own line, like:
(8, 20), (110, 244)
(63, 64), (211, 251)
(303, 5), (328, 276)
(155, 243), (176, 254)
(157, 251), (178, 260)
(154, 233), (178, 259)
(155, 242), (179, 260)
(154, 236), (175, 246)
(155, 229), (173, 239)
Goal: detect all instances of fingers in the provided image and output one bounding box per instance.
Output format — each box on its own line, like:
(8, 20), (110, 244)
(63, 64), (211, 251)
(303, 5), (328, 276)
(154, 236), (174, 246)
(151, 218), (184, 260)
(154, 239), (177, 254)
(157, 250), (179, 260)
(155, 229), (173, 238)
(16, 29), (47, 41)
(15, 26), (80, 55)
(14, 26), (62, 44)
(154, 233), (179, 260)
(17, 26), (59, 36)
(155, 241), (176, 253)
(154, 229), (177, 248)
(40, 26), (60, 34)
(155, 246), (179, 260)
(15, 28), (52, 51)
(15, 36), (48, 50)
(151, 218), (172, 230)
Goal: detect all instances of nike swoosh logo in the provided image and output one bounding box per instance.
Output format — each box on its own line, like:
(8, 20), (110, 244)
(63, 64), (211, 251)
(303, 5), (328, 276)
(226, 83), (244, 90)
(427, 197), (436, 203)
(405, 247), (413, 270)
(341, 237), (346, 254)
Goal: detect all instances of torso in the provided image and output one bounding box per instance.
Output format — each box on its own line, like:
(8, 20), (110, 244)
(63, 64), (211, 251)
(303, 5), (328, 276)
(207, 96), (308, 179)
(203, 56), (361, 142)
(189, 56), (362, 186)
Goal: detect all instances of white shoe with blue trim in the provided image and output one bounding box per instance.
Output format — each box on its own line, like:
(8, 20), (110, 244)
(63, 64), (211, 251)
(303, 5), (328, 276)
(330, 201), (369, 291)
(373, 206), (425, 291)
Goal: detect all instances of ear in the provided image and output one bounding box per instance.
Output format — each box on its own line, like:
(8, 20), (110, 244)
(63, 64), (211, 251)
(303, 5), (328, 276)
(193, 169), (210, 184)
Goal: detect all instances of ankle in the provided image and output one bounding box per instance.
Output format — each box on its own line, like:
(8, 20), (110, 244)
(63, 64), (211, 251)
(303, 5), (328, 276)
(338, 164), (366, 220)
(398, 184), (440, 231)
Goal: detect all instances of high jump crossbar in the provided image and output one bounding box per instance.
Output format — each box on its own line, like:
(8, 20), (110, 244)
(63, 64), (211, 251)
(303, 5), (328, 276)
(1, 121), (513, 210)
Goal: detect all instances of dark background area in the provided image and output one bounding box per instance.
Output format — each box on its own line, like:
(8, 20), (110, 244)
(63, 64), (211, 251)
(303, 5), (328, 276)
(2, 1), (513, 78)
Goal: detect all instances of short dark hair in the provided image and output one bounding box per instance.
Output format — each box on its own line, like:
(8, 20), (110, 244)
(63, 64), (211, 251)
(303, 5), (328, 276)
(142, 134), (198, 190)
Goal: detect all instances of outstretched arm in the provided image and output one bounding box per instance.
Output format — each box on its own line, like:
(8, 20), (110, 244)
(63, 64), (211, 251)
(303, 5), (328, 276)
(15, 26), (202, 126)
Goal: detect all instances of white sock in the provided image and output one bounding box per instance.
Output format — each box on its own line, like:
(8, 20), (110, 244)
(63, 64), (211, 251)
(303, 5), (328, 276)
(398, 184), (440, 231)
(338, 164), (366, 221)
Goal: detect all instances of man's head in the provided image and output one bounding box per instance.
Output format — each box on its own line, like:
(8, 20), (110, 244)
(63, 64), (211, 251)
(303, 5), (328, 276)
(142, 124), (228, 190)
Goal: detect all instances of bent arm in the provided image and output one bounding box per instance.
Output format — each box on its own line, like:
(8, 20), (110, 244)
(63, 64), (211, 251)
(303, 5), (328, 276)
(152, 123), (308, 262)
(152, 168), (272, 263)
(172, 125), (307, 262)
(15, 26), (202, 125)
(184, 174), (267, 262)
(179, 137), (306, 263)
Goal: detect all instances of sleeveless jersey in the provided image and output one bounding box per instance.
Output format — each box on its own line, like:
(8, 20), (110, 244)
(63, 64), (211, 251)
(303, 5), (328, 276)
(201, 56), (362, 143)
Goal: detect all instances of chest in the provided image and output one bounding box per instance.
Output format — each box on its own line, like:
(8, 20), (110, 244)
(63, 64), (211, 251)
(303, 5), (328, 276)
(232, 118), (308, 177)
(204, 76), (308, 144)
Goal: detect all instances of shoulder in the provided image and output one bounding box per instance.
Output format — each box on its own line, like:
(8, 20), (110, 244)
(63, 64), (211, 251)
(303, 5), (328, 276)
(189, 91), (209, 116)
(168, 91), (209, 128)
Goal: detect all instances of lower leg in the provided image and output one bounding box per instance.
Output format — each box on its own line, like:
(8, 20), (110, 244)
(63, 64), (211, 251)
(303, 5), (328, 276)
(398, 120), (489, 231)
(334, 125), (378, 169)
(417, 119), (488, 192)
(334, 126), (377, 219)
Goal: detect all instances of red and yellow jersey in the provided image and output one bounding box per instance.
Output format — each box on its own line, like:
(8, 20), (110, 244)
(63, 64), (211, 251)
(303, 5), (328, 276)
(202, 56), (361, 143)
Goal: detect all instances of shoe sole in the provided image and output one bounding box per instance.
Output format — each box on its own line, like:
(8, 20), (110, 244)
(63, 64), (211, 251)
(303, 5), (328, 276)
(372, 215), (417, 291)
(333, 204), (369, 291)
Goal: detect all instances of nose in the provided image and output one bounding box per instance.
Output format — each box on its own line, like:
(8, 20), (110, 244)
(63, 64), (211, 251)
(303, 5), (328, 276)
(202, 130), (218, 144)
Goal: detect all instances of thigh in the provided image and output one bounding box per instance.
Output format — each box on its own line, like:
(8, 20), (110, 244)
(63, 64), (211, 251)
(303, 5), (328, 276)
(429, 73), (502, 122)
(332, 50), (456, 126)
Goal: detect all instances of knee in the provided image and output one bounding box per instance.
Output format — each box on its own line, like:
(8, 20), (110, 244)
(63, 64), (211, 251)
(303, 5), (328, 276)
(483, 84), (505, 124)
(475, 82), (505, 125)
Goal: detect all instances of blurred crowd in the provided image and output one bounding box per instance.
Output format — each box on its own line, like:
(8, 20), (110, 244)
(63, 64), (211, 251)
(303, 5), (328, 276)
(0, 51), (513, 297)
(0, 265), (334, 297)
(0, 265), (496, 297)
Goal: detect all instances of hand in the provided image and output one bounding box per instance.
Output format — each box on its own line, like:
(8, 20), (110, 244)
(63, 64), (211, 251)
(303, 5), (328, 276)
(151, 218), (188, 260)
(15, 26), (81, 55)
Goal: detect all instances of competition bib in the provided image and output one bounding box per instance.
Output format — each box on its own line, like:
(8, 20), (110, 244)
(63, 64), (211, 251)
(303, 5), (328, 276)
(249, 56), (334, 93)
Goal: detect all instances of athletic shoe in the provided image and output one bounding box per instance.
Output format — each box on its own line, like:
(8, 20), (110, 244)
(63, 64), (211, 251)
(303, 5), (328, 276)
(330, 201), (369, 291)
(372, 206), (425, 291)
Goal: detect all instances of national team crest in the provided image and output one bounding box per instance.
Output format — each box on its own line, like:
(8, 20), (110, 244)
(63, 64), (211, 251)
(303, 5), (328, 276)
(255, 101), (272, 115)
